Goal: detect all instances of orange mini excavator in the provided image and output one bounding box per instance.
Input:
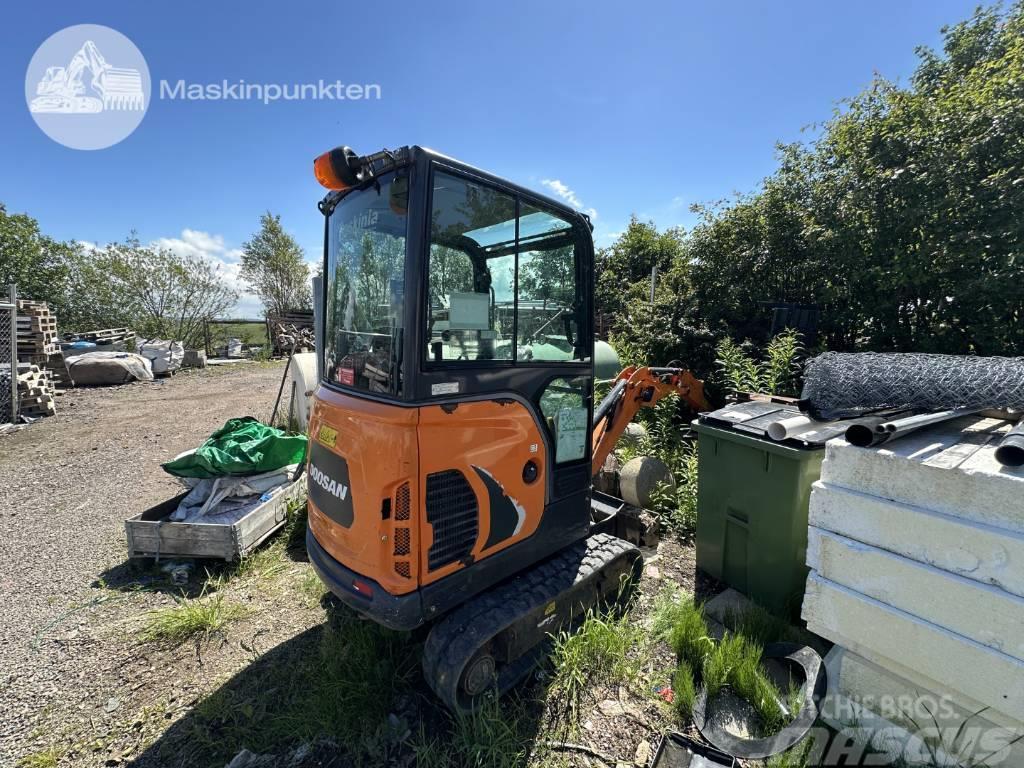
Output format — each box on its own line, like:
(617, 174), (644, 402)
(305, 146), (707, 711)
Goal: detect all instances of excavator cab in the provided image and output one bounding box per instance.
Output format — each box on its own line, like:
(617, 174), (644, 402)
(306, 146), (705, 710)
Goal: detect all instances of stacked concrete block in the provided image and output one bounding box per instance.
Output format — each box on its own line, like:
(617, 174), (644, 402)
(801, 416), (1024, 766)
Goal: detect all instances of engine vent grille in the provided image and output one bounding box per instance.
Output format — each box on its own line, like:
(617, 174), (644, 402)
(393, 527), (410, 556)
(394, 561), (411, 578)
(425, 470), (478, 571)
(395, 483), (410, 521)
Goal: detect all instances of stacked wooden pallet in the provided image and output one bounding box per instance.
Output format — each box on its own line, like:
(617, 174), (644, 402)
(71, 327), (135, 347)
(16, 300), (59, 358)
(17, 364), (56, 418)
(33, 350), (73, 391)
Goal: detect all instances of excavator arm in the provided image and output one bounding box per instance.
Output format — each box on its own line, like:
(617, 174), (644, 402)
(591, 365), (708, 476)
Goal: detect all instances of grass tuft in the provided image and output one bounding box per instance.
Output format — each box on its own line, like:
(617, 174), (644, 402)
(413, 695), (527, 768)
(550, 608), (646, 707)
(652, 589), (712, 672)
(165, 606), (419, 764)
(16, 748), (63, 768)
(672, 659), (697, 720)
(139, 591), (247, 644)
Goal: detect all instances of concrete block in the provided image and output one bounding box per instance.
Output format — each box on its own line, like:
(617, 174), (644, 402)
(809, 481), (1024, 599)
(801, 574), (1024, 723)
(819, 646), (1024, 766)
(182, 348), (207, 368)
(808, 527), (1024, 661)
(820, 417), (1024, 534)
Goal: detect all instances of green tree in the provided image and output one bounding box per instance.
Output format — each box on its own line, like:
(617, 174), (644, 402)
(687, 2), (1024, 355)
(240, 212), (311, 317)
(0, 203), (82, 318)
(79, 238), (237, 347)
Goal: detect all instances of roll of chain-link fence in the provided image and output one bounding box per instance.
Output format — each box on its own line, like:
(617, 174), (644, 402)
(801, 352), (1024, 419)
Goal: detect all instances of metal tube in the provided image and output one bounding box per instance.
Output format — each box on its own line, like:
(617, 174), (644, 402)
(845, 418), (889, 448)
(593, 379), (627, 428)
(879, 408), (980, 434)
(995, 420), (1024, 467)
(8, 284), (17, 424)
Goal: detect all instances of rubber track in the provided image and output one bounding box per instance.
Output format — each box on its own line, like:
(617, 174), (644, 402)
(422, 532), (641, 712)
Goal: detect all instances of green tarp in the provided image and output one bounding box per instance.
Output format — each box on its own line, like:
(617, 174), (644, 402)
(162, 417), (308, 479)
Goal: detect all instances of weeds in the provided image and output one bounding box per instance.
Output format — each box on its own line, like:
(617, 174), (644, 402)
(139, 590), (247, 644)
(716, 328), (803, 397)
(625, 395), (701, 536)
(169, 606), (418, 764)
(672, 660), (697, 719)
(655, 589), (791, 737)
(298, 568), (328, 606)
(651, 589), (712, 672)
(16, 747), (63, 768)
(550, 608), (646, 713)
(413, 696), (527, 768)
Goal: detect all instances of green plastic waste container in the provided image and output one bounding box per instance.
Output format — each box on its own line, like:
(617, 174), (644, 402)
(694, 420), (824, 618)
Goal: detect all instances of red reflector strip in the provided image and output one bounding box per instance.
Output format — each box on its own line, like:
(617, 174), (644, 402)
(352, 579), (373, 597)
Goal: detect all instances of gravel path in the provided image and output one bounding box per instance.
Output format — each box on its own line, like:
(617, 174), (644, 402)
(0, 362), (291, 764)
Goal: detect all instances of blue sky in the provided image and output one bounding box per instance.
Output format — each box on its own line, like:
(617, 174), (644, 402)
(2, 1), (979, 315)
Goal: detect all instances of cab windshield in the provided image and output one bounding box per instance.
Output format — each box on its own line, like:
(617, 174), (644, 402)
(426, 172), (586, 364)
(324, 173), (408, 394)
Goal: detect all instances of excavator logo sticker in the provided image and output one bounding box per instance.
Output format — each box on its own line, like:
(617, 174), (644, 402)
(25, 25), (150, 150)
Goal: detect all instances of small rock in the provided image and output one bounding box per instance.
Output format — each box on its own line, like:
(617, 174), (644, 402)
(598, 699), (626, 717)
(644, 565), (660, 580)
(104, 697), (120, 713)
(634, 740), (651, 766)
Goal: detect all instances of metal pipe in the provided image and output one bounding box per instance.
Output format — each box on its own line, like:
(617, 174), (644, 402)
(845, 418), (889, 447)
(879, 408), (980, 434)
(8, 284), (17, 424)
(593, 379), (627, 428)
(995, 419), (1024, 467)
(848, 408), (978, 448)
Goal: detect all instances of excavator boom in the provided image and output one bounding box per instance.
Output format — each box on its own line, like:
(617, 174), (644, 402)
(591, 365), (708, 475)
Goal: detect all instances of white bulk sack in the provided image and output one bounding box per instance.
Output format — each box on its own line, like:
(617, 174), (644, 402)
(137, 338), (185, 374)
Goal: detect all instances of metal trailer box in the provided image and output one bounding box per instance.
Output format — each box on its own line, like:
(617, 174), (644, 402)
(125, 478), (306, 561)
(694, 419), (824, 618)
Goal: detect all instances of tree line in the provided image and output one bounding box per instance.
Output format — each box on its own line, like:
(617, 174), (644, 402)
(601, 2), (1024, 382)
(0, 207), (310, 350)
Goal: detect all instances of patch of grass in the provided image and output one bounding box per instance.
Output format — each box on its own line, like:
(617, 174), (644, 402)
(765, 738), (815, 768)
(139, 591), (247, 644)
(297, 568), (328, 607)
(413, 696), (527, 768)
(672, 660), (697, 720)
(723, 601), (812, 647)
(550, 608), (647, 707)
(166, 606), (419, 764)
(16, 747), (64, 768)
(652, 589), (712, 672)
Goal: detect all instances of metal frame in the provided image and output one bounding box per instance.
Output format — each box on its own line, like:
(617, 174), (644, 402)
(0, 285), (17, 425)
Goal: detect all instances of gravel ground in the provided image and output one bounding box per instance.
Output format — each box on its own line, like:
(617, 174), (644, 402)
(0, 361), (304, 765)
(0, 362), (716, 768)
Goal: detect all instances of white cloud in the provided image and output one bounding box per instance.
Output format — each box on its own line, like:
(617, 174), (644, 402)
(540, 179), (598, 220)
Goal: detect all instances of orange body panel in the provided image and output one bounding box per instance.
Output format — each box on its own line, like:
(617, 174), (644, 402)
(308, 390), (550, 597)
(417, 400), (548, 586)
(307, 386), (420, 597)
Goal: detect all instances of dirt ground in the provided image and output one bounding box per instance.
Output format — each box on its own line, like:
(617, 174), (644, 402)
(0, 362), (311, 766)
(0, 362), (716, 768)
